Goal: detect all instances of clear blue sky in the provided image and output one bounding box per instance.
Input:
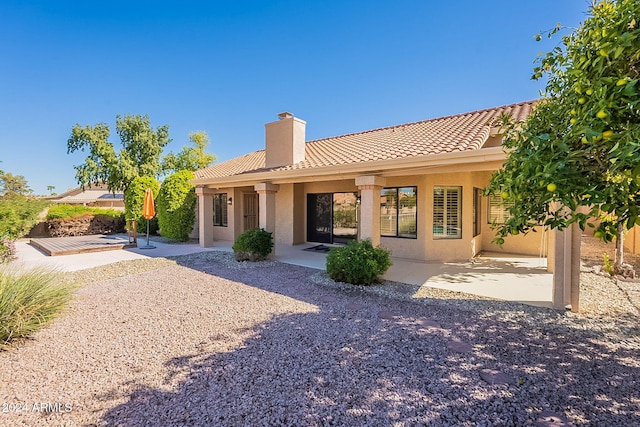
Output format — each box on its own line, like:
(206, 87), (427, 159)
(0, 0), (587, 195)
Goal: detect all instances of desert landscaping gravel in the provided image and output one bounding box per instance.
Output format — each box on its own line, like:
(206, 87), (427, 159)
(1, 250), (639, 426)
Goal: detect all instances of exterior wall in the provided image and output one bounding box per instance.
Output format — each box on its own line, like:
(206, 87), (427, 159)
(624, 225), (640, 254)
(275, 184), (295, 244)
(474, 170), (549, 258)
(197, 171), (551, 262)
(275, 183), (306, 245)
(423, 172), (477, 260)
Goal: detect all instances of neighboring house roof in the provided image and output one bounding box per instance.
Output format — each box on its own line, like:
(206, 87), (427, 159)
(194, 100), (535, 181)
(54, 190), (124, 205)
(50, 183), (124, 205)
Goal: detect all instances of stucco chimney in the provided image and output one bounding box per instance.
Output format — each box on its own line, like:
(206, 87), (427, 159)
(265, 112), (306, 168)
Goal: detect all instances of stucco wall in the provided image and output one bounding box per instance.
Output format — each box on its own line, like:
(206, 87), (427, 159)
(275, 184), (294, 244)
(624, 225), (640, 254)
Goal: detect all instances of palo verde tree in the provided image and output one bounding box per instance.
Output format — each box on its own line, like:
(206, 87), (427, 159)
(162, 131), (216, 174)
(67, 114), (171, 193)
(487, 0), (640, 273)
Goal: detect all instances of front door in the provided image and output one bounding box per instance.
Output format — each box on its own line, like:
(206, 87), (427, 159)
(243, 193), (258, 231)
(332, 192), (358, 244)
(307, 193), (332, 243)
(307, 192), (358, 244)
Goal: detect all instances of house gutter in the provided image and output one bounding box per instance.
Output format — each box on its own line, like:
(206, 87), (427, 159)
(191, 146), (507, 188)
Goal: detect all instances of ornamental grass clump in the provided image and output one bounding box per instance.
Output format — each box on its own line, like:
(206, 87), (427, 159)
(233, 228), (274, 261)
(0, 267), (73, 348)
(326, 239), (392, 285)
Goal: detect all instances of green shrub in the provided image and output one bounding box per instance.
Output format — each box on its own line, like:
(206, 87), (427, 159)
(0, 267), (73, 348)
(124, 176), (160, 235)
(0, 236), (17, 264)
(157, 170), (196, 241)
(46, 204), (123, 220)
(0, 197), (50, 238)
(326, 239), (392, 285)
(603, 252), (615, 275)
(232, 228), (274, 261)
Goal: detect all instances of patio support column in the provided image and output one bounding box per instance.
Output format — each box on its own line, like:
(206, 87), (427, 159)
(255, 182), (279, 234)
(355, 175), (386, 247)
(552, 222), (581, 312)
(195, 187), (216, 248)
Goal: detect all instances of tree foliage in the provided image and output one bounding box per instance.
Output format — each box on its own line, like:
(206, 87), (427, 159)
(0, 172), (32, 198)
(487, 0), (640, 248)
(156, 170), (196, 241)
(67, 114), (171, 193)
(124, 176), (160, 234)
(162, 131), (216, 174)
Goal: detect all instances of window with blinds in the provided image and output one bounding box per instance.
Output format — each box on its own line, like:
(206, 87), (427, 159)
(213, 193), (228, 227)
(487, 194), (512, 224)
(433, 186), (461, 239)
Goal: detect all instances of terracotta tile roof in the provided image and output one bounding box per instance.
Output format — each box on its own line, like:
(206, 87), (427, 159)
(194, 100), (535, 180)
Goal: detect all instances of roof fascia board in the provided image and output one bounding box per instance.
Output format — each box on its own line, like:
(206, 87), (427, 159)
(191, 147), (506, 187)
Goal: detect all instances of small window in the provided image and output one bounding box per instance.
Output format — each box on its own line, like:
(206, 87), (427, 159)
(380, 187), (417, 238)
(213, 193), (228, 227)
(488, 194), (512, 224)
(433, 186), (461, 239)
(473, 188), (482, 237)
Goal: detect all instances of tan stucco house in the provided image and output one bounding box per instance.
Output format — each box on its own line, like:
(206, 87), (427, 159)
(192, 101), (553, 263)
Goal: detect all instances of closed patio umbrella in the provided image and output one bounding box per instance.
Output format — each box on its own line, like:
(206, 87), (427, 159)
(140, 188), (156, 249)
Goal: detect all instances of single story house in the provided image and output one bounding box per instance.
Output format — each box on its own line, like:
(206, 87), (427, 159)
(48, 183), (125, 210)
(192, 101), (553, 264)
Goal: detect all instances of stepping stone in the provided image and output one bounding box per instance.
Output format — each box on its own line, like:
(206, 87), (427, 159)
(479, 368), (514, 385)
(346, 302), (364, 310)
(418, 317), (442, 329)
(447, 339), (473, 353)
(319, 296), (337, 303)
(378, 310), (396, 319)
(535, 411), (572, 426)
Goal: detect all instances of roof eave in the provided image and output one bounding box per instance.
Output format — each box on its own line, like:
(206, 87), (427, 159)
(191, 147), (506, 188)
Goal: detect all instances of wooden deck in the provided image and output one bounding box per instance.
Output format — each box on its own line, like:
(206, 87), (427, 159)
(30, 235), (136, 256)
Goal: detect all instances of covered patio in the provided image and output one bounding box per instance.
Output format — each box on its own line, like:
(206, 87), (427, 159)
(212, 241), (554, 308)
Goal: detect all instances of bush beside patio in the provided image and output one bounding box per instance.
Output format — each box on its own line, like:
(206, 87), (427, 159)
(326, 239), (392, 285)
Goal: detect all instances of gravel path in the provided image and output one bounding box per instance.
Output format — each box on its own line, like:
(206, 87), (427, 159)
(1, 251), (639, 426)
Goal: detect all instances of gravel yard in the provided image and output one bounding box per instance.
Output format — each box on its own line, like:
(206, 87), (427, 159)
(1, 250), (639, 426)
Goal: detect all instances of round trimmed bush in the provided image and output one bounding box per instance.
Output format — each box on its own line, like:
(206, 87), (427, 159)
(156, 170), (196, 242)
(232, 228), (274, 261)
(326, 239), (392, 285)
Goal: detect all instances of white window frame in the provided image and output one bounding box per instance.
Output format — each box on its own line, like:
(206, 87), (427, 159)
(433, 186), (462, 240)
(487, 194), (513, 225)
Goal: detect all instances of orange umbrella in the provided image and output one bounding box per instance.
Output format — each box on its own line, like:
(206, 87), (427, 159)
(140, 188), (156, 249)
(142, 188), (155, 220)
